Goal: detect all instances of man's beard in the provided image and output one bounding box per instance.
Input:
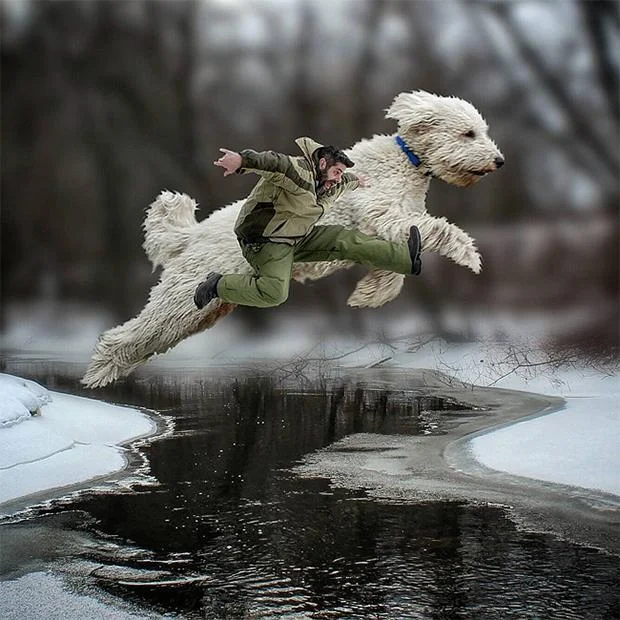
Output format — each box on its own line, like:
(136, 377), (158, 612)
(316, 166), (334, 194)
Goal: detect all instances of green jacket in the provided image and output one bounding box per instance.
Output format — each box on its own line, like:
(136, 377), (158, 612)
(233, 137), (359, 245)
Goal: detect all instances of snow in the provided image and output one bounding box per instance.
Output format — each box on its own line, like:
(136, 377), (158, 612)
(0, 373), (156, 509)
(0, 572), (162, 620)
(0, 374), (51, 426)
(471, 395), (619, 495)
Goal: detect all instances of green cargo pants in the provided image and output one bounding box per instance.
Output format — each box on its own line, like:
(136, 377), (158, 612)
(216, 225), (413, 308)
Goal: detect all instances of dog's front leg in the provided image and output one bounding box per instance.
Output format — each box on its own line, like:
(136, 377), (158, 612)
(347, 269), (405, 308)
(418, 214), (482, 274)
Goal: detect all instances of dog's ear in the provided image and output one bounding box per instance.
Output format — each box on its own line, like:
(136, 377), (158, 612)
(385, 91), (438, 133)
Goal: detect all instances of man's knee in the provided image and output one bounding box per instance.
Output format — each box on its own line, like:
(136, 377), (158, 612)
(332, 229), (367, 256)
(259, 278), (289, 307)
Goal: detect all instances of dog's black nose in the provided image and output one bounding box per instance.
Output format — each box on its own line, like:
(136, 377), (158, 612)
(494, 156), (505, 168)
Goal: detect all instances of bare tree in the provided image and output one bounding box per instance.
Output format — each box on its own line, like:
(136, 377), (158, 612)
(477, 0), (619, 189)
(288, 0), (322, 137)
(2, 0), (214, 317)
(582, 0), (620, 126)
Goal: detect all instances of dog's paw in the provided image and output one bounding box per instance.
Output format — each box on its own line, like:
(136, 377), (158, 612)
(347, 271), (405, 307)
(459, 246), (482, 274)
(347, 289), (386, 308)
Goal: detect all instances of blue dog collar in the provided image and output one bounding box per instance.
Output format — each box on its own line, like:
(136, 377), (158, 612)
(395, 135), (421, 167)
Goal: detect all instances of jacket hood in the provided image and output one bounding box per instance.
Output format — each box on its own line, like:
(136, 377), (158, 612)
(295, 137), (324, 165)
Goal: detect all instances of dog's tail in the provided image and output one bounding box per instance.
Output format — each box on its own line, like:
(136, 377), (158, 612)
(81, 300), (237, 388)
(143, 190), (200, 270)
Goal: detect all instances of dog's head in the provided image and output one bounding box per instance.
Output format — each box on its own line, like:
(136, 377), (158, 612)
(386, 90), (504, 187)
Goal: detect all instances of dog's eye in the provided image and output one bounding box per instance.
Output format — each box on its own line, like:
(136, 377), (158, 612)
(464, 130), (476, 138)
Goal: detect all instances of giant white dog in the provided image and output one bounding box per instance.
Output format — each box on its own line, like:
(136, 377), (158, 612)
(82, 91), (504, 387)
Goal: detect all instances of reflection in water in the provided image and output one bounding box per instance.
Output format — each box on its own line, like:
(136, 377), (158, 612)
(1, 367), (619, 619)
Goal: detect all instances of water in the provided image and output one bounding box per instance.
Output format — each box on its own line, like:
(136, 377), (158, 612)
(1, 361), (619, 619)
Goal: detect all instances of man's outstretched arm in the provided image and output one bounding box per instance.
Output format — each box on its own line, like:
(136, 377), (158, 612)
(214, 148), (308, 194)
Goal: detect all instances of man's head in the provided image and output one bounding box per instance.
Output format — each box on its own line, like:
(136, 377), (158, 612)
(314, 146), (354, 187)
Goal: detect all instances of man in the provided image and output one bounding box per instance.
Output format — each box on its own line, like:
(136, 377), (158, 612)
(194, 137), (422, 309)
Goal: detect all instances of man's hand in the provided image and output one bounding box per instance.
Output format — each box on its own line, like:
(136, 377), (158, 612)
(214, 148), (242, 176)
(357, 173), (371, 188)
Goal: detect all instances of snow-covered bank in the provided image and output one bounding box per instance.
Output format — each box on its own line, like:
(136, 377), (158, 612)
(0, 374), (157, 509)
(471, 395), (619, 495)
(0, 572), (163, 620)
(0, 374), (51, 426)
(388, 340), (620, 497)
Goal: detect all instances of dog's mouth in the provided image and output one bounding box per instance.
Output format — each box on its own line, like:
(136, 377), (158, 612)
(438, 165), (500, 187)
(468, 168), (493, 177)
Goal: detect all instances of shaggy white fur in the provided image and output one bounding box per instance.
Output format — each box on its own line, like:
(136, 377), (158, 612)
(82, 91), (503, 387)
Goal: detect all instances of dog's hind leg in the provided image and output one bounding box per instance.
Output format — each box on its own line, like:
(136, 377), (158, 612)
(82, 299), (236, 388)
(291, 260), (353, 283)
(347, 270), (405, 307)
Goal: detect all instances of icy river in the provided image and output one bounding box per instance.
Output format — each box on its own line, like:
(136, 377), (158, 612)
(1, 355), (618, 619)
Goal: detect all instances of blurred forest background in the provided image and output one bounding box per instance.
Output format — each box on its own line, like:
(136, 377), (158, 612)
(1, 0), (618, 357)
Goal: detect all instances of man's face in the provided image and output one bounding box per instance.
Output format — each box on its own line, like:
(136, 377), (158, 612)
(318, 158), (347, 188)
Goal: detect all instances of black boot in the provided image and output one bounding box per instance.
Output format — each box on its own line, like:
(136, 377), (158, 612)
(408, 225), (422, 275)
(194, 272), (222, 309)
